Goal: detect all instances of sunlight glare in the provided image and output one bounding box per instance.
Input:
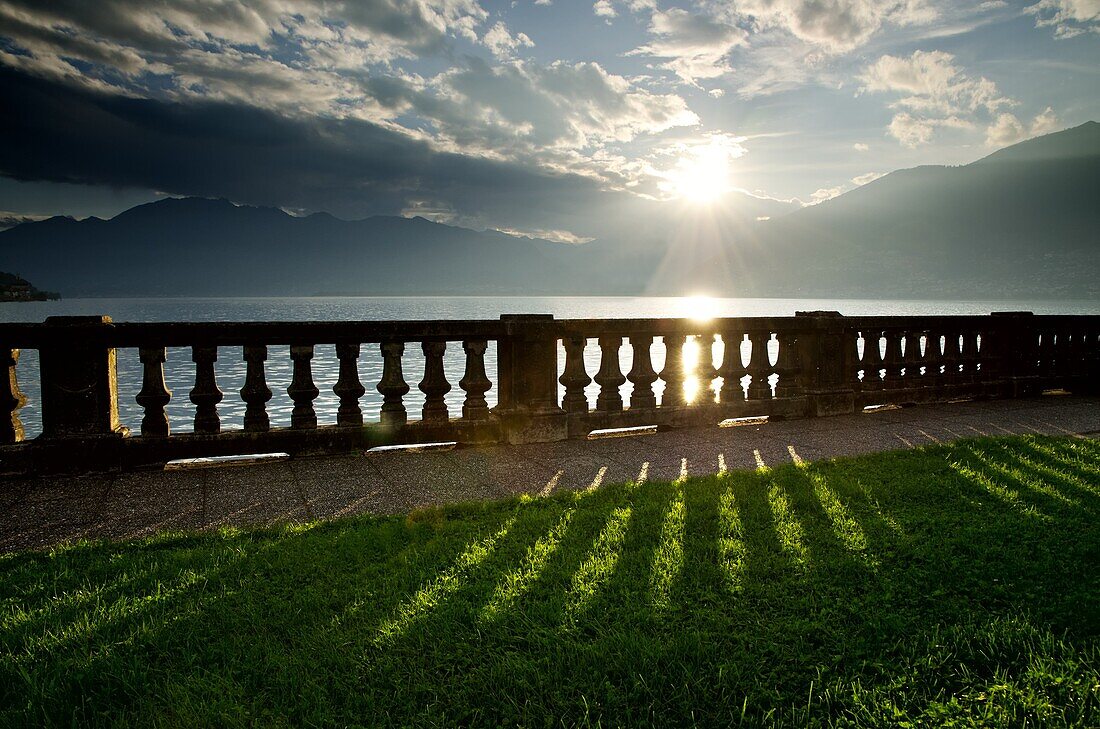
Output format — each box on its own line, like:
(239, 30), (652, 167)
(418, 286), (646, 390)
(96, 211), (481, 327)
(660, 135), (742, 204)
(676, 295), (720, 321)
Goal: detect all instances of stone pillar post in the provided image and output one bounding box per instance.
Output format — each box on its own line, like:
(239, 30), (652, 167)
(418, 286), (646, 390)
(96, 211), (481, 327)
(494, 314), (566, 443)
(991, 312), (1039, 398)
(39, 316), (127, 439)
(795, 311), (856, 418)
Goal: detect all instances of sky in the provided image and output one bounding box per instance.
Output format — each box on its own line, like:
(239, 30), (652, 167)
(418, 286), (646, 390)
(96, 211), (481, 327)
(0, 0), (1097, 242)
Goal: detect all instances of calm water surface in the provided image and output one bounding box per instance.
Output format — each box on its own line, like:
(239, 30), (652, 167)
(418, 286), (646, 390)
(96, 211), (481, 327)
(4, 296), (1098, 437)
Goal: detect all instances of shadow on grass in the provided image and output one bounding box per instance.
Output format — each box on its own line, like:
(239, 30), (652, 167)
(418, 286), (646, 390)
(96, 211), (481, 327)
(1, 435), (1098, 727)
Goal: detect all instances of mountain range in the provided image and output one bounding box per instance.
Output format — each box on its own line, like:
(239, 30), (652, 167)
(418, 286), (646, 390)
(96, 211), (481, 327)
(1, 121), (1097, 299)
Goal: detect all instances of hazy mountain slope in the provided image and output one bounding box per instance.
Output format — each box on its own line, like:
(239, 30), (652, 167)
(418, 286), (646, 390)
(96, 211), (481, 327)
(0, 197), (595, 296)
(0, 123), (1096, 299)
(751, 122), (1100, 298)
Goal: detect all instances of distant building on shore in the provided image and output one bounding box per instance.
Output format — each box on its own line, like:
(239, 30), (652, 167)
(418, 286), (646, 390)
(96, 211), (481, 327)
(0, 271), (59, 301)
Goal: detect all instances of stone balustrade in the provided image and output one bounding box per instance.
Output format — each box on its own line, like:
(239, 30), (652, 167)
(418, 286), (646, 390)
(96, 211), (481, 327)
(0, 311), (1096, 474)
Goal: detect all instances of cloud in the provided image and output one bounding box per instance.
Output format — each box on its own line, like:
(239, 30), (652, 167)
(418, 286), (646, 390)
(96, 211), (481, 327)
(853, 142), (870, 151)
(493, 226), (595, 244)
(593, 0), (617, 18)
(1025, 0), (1100, 38)
(482, 22), (534, 59)
(0, 0), (702, 194)
(0, 210), (49, 230)
(361, 58), (699, 172)
(985, 106), (1060, 146)
(725, 0), (936, 52)
(851, 171), (885, 185)
(0, 0), (492, 116)
(886, 111), (972, 147)
(629, 8), (747, 85)
(861, 50), (1016, 146)
(809, 185), (844, 203)
(0, 65), (619, 234)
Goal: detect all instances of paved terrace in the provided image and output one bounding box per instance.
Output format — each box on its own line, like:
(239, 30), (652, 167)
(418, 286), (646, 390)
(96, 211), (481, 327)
(1, 395), (1097, 553)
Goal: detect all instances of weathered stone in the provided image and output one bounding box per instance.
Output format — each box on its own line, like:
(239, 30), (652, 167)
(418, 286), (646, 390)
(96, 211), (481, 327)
(333, 343), (365, 427)
(774, 332), (800, 398)
(747, 330), (773, 400)
(594, 336), (626, 413)
(377, 341), (410, 428)
(718, 331), (746, 404)
(459, 339), (492, 420)
(39, 316), (124, 439)
(241, 344), (272, 432)
(1, 309), (1096, 475)
(190, 346), (222, 434)
(559, 336), (591, 414)
(1, 347), (26, 443)
(883, 330), (903, 389)
(627, 335), (658, 410)
(660, 334), (686, 408)
(287, 344), (319, 429)
(136, 346), (171, 436)
(419, 341), (451, 423)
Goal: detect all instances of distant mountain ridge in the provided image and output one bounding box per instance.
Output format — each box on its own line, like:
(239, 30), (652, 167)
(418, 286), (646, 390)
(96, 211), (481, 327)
(1, 122), (1096, 299)
(0, 197), (596, 296)
(744, 121), (1099, 298)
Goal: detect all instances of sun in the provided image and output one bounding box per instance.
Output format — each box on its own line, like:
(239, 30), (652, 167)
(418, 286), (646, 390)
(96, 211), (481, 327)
(660, 136), (741, 204)
(669, 155), (730, 203)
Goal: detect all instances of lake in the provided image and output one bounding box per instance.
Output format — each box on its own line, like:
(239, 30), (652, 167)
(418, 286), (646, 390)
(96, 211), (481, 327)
(4, 296), (1098, 438)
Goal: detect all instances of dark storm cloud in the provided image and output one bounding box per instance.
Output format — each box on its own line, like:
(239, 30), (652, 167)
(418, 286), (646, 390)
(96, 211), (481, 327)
(0, 66), (604, 229)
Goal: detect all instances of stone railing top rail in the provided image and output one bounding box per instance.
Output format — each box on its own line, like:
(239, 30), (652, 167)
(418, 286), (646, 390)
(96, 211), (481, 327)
(0, 311), (1094, 349)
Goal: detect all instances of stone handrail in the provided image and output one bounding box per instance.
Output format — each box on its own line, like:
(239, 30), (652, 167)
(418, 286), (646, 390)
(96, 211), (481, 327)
(0, 311), (1096, 474)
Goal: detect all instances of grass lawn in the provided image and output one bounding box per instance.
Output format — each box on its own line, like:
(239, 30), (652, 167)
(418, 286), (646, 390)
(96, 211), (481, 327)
(2, 434), (1099, 727)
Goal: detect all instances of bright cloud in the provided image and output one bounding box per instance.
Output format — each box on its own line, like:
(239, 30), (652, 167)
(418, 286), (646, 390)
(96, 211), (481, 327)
(809, 185), (845, 203)
(851, 171), (885, 184)
(861, 50), (1018, 146)
(482, 22), (534, 59)
(1025, 0), (1100, 38)
(986, 106), (1060, 146)
(725, 0), (936, 52)
(630, 8), (747, 85)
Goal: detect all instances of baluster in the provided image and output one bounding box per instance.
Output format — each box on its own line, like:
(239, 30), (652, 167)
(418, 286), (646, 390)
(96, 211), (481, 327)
(775, 332), (800, 398)
(883, 330), (903, 389)
(948, 331), (964, 384)
(460, 339), (492, 420)
(241, 344), (272, 432)
(595, 336), (626, 412)
(334, 343), (365, 427)
(419, 341), (451, 422)
(1038, 329), (1054, 381)
(1069, 328), (1087, 383)
(661, 334), (686, 407)
(747, 331), (772, 400)
(1, 347), (26, 443)
(957, 331), (970, 382)
(559, 336), (591, 414)
(903, 331), (921, 381)
(627, 335), (658, 409)
(287, 345), (319, 429)
(190, 345), (222, 434)
(136, 346), (171, 436)
(1053, 328), (1070, 383)
(718, 331), (746, 403)
(378, 341), (409, 427)
(847, 330), (863, 391)
(863, 329), (883, 390)
(969, 330), (983, 383)
(699, 333), (720, 403)
(929, 331), (947, 387)
(919, 332), (937, 384)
